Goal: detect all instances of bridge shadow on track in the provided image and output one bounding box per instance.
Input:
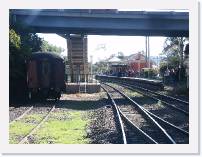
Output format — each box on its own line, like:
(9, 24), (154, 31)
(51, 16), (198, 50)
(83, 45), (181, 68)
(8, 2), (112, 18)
(54, 99), (108, 110)
(10, 98), (109, 111)
(113, 96), (157, 107)
(10, 94), (157, 111)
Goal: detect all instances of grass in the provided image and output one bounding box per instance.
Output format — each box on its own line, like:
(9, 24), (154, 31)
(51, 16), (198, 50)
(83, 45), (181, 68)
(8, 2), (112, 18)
(10, 109), (90, 144)
(9, 114), (44, 144)
(109, 83), (143, 98)
(109, 82), (160, 106)
(33, 111), (90, 144)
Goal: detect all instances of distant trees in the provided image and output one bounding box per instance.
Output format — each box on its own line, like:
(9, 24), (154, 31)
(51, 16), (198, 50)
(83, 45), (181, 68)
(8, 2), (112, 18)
(41, 39), (65, 54)
(93, 52), (126, 74)
(93, 61), (109, 74)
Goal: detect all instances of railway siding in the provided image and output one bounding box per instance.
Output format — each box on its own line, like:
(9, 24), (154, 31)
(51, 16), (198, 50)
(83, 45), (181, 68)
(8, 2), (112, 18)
(32, 110), (90, 144)
(9, 113), (45, 144)
(9, 92), (117, 144)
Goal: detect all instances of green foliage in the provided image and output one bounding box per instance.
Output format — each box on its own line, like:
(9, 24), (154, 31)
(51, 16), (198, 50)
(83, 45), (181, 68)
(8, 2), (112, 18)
(93, 61), (109, 74)
(9, 29), (27, 79)
(140, 68), (158, 78)
(9, 18), (43, 101)
(162, 37), (188, 60)
(9, 14), (65, 101)
(41, 39), (65, 54)
(159, 56), (180, 76)
(160, 37), (189, 79)
(20, 33), (43, 53)
(9, 114), (44, 144)
(9, 29), (21, 49)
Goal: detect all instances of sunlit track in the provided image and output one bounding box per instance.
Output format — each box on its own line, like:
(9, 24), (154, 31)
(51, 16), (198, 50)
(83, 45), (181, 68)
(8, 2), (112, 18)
(10, 106), (34, 124)
(101, 85), (157, 144)
(102, 83), (189, 144)
(101, 84), (178, 144)
(105, 79), (189, 115)
(18, 105), (55, 144)
(126, 82), (189, 105)
(106, 82), (189, 131)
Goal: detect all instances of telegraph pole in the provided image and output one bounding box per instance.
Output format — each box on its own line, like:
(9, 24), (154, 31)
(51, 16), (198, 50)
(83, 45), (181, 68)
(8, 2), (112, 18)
(148, 36), (150, 69)
(145, 36), (150, 78)
(145, 36), (148, 66)
(90, 55), (93, 81)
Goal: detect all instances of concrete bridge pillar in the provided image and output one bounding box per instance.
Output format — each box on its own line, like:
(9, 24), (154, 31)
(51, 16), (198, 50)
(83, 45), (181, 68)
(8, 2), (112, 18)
(66, 34), (89, 83)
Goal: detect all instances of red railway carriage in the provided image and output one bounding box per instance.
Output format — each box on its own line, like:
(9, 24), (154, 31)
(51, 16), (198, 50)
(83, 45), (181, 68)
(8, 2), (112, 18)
(27, 52), (66, 100)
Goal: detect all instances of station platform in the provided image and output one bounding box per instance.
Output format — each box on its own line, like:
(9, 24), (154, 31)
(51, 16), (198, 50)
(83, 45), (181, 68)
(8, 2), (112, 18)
(66, 82), (101, 94)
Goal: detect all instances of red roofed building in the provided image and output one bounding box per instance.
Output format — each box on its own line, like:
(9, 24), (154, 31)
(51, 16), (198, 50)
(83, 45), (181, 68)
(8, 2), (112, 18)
(126, 52), (152, 75)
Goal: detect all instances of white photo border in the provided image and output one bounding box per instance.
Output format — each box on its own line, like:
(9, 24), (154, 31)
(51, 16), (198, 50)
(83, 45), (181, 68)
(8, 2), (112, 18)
(0, 0), (199, 154)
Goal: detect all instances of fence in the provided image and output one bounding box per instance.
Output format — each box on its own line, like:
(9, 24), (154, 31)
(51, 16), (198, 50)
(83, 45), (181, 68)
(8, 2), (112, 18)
(65, 74), (98, 84)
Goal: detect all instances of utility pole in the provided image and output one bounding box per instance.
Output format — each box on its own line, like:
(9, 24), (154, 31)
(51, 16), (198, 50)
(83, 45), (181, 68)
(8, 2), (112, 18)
(90, 55), (93, 81)
(145, 36), (150, 78)
(148, 36), (150, 69)
(145, 36), (148, 67)
(145, 36), (150, 68)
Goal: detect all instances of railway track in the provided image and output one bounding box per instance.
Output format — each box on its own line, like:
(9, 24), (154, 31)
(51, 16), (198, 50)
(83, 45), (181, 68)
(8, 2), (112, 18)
(102, 85), (157, 144)
(10, 104), (55, 144)
(18, 105), (55, 144)
(101, 83), (189, 144)
(106, 80), (189, 115)
(10, 106), (34, 124)
(109, 82), (189, 131)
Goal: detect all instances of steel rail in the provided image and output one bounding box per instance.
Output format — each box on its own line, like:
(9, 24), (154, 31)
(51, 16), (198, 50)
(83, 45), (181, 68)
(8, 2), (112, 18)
(10, 106), (34, 125)
(140, 107), (189, 135)
(109, 80), (189, 115)
(131, 83), (188, 105)
(105, 82), (189, 135)
(18, 105), (55, 144)
(109, 78), (189, 105)
(102, 83), (176, 144)
(101, 84), (158, 144)
(117, 106), (158, 144)
(101, 85), (127, 144)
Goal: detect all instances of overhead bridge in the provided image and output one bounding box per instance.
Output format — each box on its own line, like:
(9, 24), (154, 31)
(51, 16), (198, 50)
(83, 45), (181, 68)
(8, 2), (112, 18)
(10, 9), (189, 37)
(10, 9), (189, 87)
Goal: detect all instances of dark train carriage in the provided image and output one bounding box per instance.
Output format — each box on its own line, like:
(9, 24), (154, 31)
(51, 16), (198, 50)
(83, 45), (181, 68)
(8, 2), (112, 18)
(27, 52), (66, 100)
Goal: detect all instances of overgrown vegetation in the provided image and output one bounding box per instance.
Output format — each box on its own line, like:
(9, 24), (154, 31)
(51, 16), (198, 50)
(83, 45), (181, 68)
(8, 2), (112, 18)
(140, 68), (158, 78)
(33, 111), (90, 144)
(9, 110), (90, 144)
(9, 114), (44, 144)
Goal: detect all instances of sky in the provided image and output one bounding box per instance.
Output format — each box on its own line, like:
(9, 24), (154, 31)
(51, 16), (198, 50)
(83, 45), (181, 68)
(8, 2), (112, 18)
(37, 33), (166, 63)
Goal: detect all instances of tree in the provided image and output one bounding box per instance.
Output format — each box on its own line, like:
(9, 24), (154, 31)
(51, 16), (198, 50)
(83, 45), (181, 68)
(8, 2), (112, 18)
(9, 12), (65, 102)
(117, 52), (124, 59)
(161, 37), (188, 81)
(41, 39), (65, 54)
(9, 14), (44, 101)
